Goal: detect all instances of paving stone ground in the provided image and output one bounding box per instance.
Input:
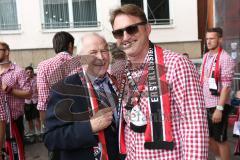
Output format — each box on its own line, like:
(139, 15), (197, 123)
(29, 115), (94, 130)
(24, 126), (239, 160)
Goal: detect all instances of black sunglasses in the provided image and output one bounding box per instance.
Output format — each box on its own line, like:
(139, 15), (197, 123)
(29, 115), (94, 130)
(112, 21), (147, 39)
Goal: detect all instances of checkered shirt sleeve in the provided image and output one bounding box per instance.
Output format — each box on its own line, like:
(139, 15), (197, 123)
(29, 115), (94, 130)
(169, 53), (209, 160)
(0, 64), (31, 120)
(37, 53), (82, 111)
(112, 49), (208, 160)
(220, 50), (235, 87)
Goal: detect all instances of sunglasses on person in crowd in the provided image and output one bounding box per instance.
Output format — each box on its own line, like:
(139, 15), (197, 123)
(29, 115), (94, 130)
(112, 21), (147, 39)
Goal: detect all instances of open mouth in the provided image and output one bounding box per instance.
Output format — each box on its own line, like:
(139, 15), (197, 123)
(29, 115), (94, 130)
(120, 41), (135, 50)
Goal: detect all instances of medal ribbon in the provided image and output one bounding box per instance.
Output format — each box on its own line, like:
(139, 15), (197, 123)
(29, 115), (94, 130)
(118, 42), (174, 154)
(79, 71), (109, 160)
(200, 48), (222, 85)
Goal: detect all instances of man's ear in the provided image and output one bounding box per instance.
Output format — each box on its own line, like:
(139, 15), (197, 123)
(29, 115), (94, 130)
(68, 42), (74, 54)
(146, 23), (151, 36)
(219, 37), (223, 44)
(5, 50), (10, 57)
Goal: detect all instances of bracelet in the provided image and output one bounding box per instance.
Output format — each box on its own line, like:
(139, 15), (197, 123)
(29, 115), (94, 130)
(216, 105), (224, 111)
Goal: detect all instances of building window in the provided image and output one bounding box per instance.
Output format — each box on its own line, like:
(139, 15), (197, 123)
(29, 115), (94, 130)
(42, 0), (98, 29)
(0, 0), (20, 30)
(121, 0), (172, 25)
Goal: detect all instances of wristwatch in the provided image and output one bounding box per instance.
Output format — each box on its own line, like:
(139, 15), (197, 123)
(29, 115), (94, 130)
(216, 105), (224, 111)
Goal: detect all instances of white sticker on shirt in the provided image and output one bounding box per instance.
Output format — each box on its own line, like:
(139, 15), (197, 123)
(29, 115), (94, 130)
(208, 78), (217, 90)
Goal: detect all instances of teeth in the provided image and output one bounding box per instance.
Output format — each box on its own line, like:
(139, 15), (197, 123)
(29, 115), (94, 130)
(122, 41), (133, 49)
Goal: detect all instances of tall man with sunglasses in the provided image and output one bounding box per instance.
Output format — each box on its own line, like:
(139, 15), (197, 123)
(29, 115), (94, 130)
(201, 27), (235, 160)
(110, 4), (208, 160)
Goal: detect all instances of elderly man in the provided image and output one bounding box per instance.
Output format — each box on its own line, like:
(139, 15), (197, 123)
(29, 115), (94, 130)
(44, 33), (119, 160)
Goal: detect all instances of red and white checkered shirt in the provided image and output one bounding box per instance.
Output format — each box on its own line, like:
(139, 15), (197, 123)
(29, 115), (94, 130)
(0, 63), (31, 121)
(202, 49), (235, 108)
(111, 48), (209, 160)
(25, 75), (38, 104)
(37, 52), (82, 111)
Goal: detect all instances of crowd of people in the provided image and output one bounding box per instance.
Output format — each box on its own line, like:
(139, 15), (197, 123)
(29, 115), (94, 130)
(0, 4), (239, 160)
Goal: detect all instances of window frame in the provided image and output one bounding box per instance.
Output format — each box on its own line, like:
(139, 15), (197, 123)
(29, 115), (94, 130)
(40, 0), (101, 31)
(0, 0), (22, 33)
(121, 0), (174, 28)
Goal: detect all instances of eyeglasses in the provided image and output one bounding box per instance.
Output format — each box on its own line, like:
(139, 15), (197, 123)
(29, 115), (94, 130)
(112, 21), (147, 39)
(0, 49), (6, 51)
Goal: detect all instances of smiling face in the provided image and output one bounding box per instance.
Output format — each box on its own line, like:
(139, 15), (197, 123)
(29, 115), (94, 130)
(112, 14), (151, 61)
(81, 35), (110, 78)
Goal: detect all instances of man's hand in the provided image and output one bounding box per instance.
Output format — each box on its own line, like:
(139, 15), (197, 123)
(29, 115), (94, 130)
(212, 109), (223, 123)
(1, 83), (7, 92)
(90, 107), (113, 133)
(1, 83), (13, 94)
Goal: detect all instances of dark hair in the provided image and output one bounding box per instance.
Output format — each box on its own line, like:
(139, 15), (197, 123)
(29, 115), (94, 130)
(25, 66), (34, 71)
(110, 4), (147, 26)
(52, 31), (74, 54)
(206, 27), (223, 38)
(182, 53), (189, 58)
(0, 41), (10, 51)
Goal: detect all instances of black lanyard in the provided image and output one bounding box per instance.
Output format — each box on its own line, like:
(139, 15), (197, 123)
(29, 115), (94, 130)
(117, 42), (162, 114)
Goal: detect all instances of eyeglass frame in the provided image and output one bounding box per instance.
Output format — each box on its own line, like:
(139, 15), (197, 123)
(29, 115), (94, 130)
(112, 21), (147, 39)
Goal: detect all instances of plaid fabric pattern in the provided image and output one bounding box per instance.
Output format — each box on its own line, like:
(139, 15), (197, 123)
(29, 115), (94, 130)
(202, 50), (235, 108)
(0, 63), (31, 120)
(111, 48), (209, 160)
(37, 52), (82, 111)
(25, 75), (38, 104)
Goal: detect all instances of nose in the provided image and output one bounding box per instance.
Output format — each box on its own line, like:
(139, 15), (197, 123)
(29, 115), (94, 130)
(122, 30), (131, 41)
(96, 51), (104, 60)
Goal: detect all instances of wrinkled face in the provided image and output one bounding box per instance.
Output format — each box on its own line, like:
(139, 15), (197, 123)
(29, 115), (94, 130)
(112, 14), (151, 59)
(83, 37), (110, 78)
(26, 69), (34, 78)
(206, 32), (221, 51)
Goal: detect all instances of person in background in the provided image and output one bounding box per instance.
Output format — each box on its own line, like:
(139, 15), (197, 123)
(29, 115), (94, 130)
(24, 66), (41, 137)
(0, 42), (31, 160)
(44, 33), (119, 160)
(201, 27), (235, 160)
(182, 52), (189, 59)
(110, 4), (208, 160)
(37, 31), (81, 126)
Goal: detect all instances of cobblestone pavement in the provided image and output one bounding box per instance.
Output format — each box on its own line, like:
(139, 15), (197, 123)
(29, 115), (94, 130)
(25, 141), (48, 160)
(24, 127), (240, 160)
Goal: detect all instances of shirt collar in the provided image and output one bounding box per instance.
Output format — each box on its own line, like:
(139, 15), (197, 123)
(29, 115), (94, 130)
(0, 62), (15, 76)
(58, 51), (72, 56)
(86, 72), (109, 86)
